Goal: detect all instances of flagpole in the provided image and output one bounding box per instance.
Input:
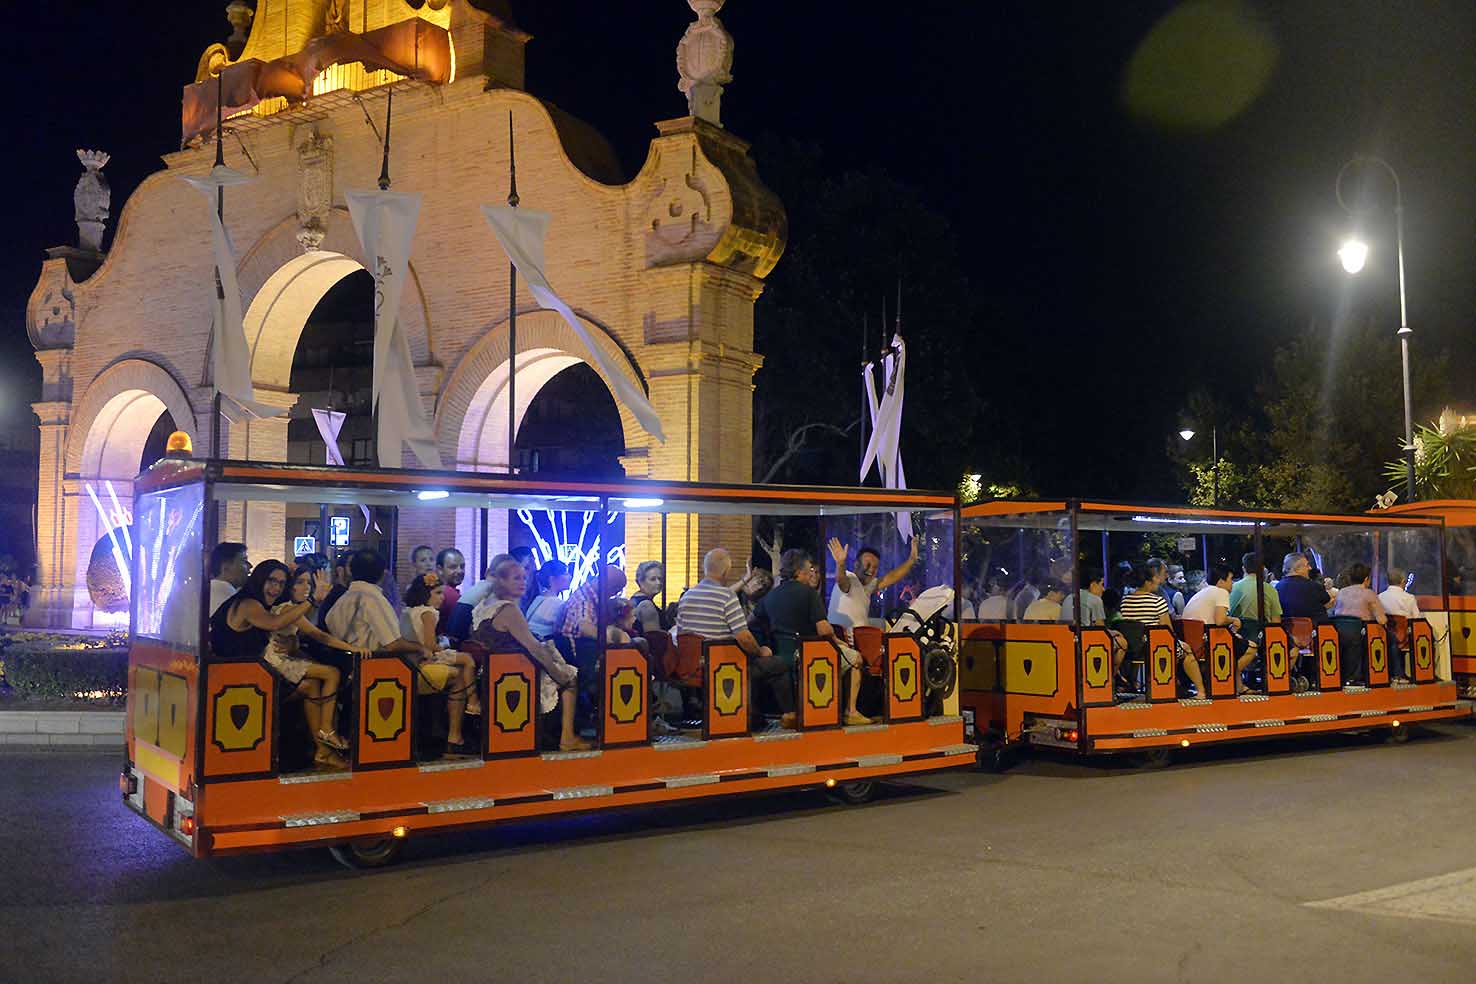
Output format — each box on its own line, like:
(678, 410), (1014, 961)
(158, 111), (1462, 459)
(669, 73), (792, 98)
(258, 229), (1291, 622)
(212, 67), (226, 460)
(859, 312), (868, 484)
(507, 111), (519, 475)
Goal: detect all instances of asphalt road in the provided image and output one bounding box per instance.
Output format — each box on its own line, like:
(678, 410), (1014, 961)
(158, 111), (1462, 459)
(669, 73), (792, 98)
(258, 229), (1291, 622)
(4, 725), (1476, 984)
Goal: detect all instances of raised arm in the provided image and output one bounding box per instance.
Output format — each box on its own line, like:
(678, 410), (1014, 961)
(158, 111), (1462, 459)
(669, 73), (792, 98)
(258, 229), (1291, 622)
(828, 538), (852, 592)
(877, 536), (920, 591)
(232, 597), (314, 633)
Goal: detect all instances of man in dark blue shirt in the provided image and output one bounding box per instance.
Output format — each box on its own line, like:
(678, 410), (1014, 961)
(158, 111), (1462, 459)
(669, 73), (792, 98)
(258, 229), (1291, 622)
(1276, 552), (1331, 620)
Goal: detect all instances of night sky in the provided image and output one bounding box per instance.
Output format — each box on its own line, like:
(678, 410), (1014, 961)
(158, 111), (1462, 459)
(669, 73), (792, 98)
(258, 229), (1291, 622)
(3, 1), (1474, 499)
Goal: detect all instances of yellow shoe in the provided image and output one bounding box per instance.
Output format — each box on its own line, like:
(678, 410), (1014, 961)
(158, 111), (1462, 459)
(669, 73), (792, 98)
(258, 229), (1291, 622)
(845, 711), (874, 726)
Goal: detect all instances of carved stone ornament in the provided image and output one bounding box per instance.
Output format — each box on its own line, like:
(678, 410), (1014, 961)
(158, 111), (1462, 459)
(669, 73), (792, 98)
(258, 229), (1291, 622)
(296, 127), (335, 251)
(325, 0), (350, 34)
(73, 149), (110, 252)
(677, 0), (733, 125)
(224, 0), (254, 58)
(643, 144), (716, 264)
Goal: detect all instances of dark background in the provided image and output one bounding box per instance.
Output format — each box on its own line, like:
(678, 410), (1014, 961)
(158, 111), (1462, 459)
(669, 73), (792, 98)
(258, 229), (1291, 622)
(2, 1), (1473, 519)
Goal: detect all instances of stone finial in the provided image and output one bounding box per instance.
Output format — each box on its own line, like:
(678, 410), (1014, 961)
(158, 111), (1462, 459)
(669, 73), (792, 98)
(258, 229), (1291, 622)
(677, 0), (733, 126)
(73, 149), (111, 252)
(225, 1), (254, 58)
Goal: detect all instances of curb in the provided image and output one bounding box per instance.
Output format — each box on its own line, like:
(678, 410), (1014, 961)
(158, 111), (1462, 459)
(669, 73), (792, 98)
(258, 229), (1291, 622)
(0, 710), (125, 747)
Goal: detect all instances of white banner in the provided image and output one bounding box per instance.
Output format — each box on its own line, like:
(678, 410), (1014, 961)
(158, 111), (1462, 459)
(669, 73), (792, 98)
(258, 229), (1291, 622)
(345, 189), (442, 469)
(182, 166), (285, 424)
(311, 408), (347, 466)
(861, 334), (911, 540)
(482, 206), (666, 443)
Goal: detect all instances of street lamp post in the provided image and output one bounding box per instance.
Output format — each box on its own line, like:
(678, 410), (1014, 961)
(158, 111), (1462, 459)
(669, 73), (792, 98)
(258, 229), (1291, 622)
(1179, 426), (1217, 506)
(1337, 154), (1414, 502)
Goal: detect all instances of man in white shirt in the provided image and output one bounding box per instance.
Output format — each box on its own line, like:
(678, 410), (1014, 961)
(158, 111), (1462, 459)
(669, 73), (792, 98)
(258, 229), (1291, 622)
(208, 541), (249, 617)
(1022, 579), (1066, 621)
(826, 536), (918, 635)
(1183, 563), (1259, 695)
(1379, 566), (1422, 619)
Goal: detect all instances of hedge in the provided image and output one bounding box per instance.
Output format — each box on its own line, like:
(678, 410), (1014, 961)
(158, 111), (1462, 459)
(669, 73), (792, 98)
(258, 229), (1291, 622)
(0, 636), (130, 703)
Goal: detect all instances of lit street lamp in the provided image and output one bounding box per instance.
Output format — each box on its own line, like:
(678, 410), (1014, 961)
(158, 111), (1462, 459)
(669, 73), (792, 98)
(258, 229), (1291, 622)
(1336, 154), (1414, 502)
(1179, 426), (1217, 506)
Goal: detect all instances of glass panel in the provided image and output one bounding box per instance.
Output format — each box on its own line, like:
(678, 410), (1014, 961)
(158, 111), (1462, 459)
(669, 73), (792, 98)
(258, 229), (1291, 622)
(1443, 526), (1476, 596)
(822, 510), (956, 626)
(1383, 526), (1443, 600)
(133, 481), (206, 652)
(960, 510), (1071, 622)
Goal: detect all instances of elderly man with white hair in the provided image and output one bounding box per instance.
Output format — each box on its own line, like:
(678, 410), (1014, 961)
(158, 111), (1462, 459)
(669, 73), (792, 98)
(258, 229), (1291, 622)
(675, 547), (794, 730)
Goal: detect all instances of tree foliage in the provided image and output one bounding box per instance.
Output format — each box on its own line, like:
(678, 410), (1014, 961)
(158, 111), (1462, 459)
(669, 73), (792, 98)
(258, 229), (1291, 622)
(1384, 410), (1476, 501)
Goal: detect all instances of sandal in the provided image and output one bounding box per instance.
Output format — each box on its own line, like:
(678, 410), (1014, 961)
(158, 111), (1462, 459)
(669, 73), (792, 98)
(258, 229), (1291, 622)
(314, 748), (348, 769)
(446, 740), (475, 756)
(465, 699), (483, 716)
(316, 730), (350, 752)
(559, 738), (595, 752)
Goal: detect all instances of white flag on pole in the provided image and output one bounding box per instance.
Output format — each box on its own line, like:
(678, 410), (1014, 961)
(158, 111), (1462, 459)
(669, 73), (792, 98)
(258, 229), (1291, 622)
(482, 206), (666, 443)
(311, 408), (347, 466)
(345, 189), (442, 469)
(183, 166), (286, 424)
(860, 334), (911, 540)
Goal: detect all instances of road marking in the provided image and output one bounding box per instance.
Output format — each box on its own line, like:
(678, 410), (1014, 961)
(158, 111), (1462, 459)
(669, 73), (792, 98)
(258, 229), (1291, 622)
(1306, 866), (1476, 926)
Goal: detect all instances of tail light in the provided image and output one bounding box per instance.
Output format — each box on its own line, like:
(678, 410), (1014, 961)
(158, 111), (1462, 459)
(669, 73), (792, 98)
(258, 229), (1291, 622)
(1055, 727), (1080, 743)
(178, 814), (196, 837)
(119, 771), (136, 797)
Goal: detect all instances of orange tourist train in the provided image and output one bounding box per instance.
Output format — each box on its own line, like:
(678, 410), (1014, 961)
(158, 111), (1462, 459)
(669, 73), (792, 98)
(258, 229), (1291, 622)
(121, 457), (970, 866)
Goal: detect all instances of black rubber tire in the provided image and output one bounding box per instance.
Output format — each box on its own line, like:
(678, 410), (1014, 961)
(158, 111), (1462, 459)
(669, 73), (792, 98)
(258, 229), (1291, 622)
(1383, 724), (1412, 744)
(329, 837), (405, 870)
(831, 780), (877, 805)
(977, 742), (1014, 773)
(1134, 747), (1175, 770)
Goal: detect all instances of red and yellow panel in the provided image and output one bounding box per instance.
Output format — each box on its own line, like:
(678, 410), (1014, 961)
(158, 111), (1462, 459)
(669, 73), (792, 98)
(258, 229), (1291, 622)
(1411, 619), (1436, 683)
(1080, 627), (1115, 706)
(704, 641), (748, 738)
(799, 639), (840, 729)
(1146, 626), (1177, 703)
(885, 633), (924, 722)
(1263, 624), (1291, 694)
(1206, 626), (1237, 699)
(203, 661), (274, 779)
(485, 651), (538, 758)
(602, 646), (649, 748)
(1315, 623), (1342, 691)
(1366, 622), (1390, 687)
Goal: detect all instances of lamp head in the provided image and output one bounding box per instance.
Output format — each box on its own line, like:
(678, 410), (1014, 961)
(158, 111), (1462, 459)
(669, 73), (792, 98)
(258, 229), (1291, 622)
(1338, 238), (1369, 274)
(1179, 429), (1195, 442)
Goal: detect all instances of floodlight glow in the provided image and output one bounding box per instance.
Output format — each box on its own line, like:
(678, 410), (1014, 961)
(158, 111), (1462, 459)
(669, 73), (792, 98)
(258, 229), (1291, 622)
(620, 498), (664, 509)
(1338, 238), (1368, 274)
(1129, 515), (1255, 528)
(416, 490), (450, 501)
(1179, 429), (1195, 441)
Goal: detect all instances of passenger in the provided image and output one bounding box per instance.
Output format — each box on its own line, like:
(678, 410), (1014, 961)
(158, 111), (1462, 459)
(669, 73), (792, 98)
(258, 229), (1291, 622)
(678, 547), (791, 728)
(1008, 574), (1041, 622)
(1184, 569), (1207, 599)
(324, 548), (439, 688)
(755, 548), (870, 725)
(402, 572), (482, 753)
(268, 565), (376, 763)
(1163, 564), (1187, 615)
(471, 554), (589, 751)
(630, 560), (669, 635)
(825, 535), (919, 635)
(560, 565), (628, 642)
(1229, 552), (1282, 624)
(1183, 563), (1260, 695)
(410, 545), (435, 579)
(433, 548), (466, 632)
(1277, 551), (1332, 620)
(1061, 568), (1129, 675)
(735, 561), (773, 618)
(511, 545), (540, 611)
(208, 541), (250, 617)
(1022, 578), (1067, 621)
(209, 560), (348, 767)
(1120, 562), (1211, 699)
(524, 560), (571, 640)
(976, 574), (1009, 620)
(1331, 561), (1396, 675)
(1379, 566), (1422, 620)
(604, 596), (651, 656)
(317, 549), (353, 629)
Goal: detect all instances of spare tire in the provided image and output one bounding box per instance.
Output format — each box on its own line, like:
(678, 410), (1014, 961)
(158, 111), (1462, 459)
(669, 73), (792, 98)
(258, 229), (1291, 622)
(924, 646), (957, 697)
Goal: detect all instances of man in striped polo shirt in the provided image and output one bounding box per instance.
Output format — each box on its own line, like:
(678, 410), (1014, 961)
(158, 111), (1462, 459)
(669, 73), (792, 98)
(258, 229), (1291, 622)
(675, 547), (795, 729)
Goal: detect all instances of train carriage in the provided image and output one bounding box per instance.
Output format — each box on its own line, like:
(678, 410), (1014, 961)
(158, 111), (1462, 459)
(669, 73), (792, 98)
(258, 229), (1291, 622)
(120, 456), (971, 865)
(956, 499), (1470, 765)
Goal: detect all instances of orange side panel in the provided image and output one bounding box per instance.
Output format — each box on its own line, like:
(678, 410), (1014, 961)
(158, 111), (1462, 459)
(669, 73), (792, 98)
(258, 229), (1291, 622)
(1080, 628), (1114, 706)
(798, 639), (840, 729)
(704, 642), (749, 738)
(202, 662), (274, 779)
(1366, 623), (1391, 687)
(1206, 626), (1237, 699)
(601, 646), (649, 748)
(885, 633), (923, 722)
(1263, 625), (1291, 694)
(484, 652), (538, 758)
(1411, 619), (1436, 683)
(1315, 623), (1342, 692)
(143, 777), (171, 826)
(358, 656), (414, 766)
(1146, 627), (1177, 703)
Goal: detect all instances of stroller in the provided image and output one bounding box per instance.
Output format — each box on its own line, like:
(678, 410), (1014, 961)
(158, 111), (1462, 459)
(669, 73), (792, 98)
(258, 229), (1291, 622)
(885, 585), (960, 713)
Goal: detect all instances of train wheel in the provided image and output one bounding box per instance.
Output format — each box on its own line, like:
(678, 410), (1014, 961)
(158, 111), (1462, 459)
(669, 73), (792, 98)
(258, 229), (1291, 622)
(1382, 723), (1411, 744)
(330, 837), (405, 870)
(977, 742), (1014, 773)
(1134, 747), (1174, 770)
(831, 780), (877, 805)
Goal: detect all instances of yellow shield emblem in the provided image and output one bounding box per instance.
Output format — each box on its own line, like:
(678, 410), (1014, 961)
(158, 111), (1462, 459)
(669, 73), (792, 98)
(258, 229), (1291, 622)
(158, 673), (189, 757)
(1083, 643), (1110, 689)
(713, 663), (743, 716)
(133, 668), (160, 745)
(609, 667), (643, 725)
(1211, 643), (1232, 683)
(211, 684), (265, 753)
(1416, 640), (1432, 671)
(1369, 638), (1386, 673)
(1152, 644), (1174, 686)
(807, 657), (835, 709)
(364, 678), (407, 742)
(1320, 640), (1338, 677)
(1268, 641), (1286, 678)
(493, 671), (532, 733)
(893, 651), (919, 702)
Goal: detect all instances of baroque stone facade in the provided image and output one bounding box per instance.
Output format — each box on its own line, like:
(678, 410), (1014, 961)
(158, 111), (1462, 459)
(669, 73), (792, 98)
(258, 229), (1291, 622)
(27, 0), (785, 627)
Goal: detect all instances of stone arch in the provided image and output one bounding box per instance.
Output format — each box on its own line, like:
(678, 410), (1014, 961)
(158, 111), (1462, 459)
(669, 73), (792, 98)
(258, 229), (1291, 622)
(235, 208), (433, 392)
(68, 358), (198, 479)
